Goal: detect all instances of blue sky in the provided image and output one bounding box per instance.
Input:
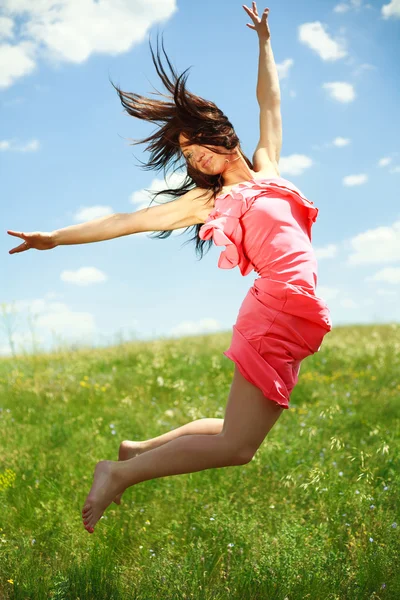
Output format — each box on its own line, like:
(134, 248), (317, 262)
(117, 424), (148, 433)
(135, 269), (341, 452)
(1, 0), (400, 356)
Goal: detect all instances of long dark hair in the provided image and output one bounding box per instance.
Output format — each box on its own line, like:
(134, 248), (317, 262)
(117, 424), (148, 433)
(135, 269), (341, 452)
(110, 33), (254, 260)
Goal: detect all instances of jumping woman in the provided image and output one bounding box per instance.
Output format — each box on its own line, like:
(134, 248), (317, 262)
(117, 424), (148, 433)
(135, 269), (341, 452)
(7, 3), (332, 534)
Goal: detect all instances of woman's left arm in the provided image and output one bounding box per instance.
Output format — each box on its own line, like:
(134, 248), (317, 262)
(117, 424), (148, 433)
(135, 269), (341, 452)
(243, 4), (282, 168)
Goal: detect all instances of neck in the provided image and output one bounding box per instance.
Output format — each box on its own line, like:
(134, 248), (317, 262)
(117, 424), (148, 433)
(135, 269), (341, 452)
(221, 153), (256, 187)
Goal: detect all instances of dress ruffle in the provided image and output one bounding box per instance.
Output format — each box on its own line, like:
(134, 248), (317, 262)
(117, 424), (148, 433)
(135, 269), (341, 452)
(198, 176), (318, 276)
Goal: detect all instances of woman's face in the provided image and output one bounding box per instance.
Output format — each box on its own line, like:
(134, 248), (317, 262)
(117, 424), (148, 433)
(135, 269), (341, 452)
(178, 132), (235, 175)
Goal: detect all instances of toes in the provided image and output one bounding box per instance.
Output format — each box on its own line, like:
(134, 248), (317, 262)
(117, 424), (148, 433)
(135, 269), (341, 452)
(83, 518), (93, 531)
(85, 514), (94, 527)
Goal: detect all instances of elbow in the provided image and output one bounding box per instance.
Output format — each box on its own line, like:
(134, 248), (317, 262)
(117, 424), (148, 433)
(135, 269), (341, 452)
(257, 92), (281, 107)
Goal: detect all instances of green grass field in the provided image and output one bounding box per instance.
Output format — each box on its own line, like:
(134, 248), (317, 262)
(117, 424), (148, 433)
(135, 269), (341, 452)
(0, 324), (399, 599)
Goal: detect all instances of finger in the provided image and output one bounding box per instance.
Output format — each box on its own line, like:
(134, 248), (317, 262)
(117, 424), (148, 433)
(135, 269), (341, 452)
(7, 230), (25, 239)
(252, 1), (259, 15)
(9, 243), (28, 255)
(242, 5), (255, 17)
(246, 23), (256, 29)
(243, 7), (258, 23)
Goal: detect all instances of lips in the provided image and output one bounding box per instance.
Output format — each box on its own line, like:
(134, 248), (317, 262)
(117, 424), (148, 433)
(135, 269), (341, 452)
(202, 156), (211, 168)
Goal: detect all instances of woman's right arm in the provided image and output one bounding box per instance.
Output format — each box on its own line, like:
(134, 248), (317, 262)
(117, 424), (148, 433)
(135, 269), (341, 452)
(53, 187), (212, 245)
(8, 187), (213, 253)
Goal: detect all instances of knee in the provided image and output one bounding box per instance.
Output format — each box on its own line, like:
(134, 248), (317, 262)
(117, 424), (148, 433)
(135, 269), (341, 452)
(233, 449), (256, 465)
(223, 441), (257, 466)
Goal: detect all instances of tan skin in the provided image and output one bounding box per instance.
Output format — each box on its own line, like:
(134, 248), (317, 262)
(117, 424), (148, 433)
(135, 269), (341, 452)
(178, 133), (279, 222)
(6, 2), (285, 535)
(7, 2), (275, 257)
(7, 137), (277, 255)
(178, 132), (264, 189)
(7, 138), (278, 253)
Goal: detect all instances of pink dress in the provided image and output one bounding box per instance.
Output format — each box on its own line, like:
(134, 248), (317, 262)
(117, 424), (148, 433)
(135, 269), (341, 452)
(199, 176), (332, 410)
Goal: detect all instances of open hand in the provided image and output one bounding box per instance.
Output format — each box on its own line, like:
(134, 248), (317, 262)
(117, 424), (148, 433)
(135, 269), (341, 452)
(7, 230), (56, 254)
(243, 3), (271, 40)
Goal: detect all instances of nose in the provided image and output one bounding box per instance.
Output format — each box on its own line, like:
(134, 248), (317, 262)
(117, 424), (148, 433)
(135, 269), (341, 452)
(195, 151), (204, 162)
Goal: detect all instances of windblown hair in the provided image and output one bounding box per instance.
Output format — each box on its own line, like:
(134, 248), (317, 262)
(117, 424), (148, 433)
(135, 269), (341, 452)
(110, 33), (254, 259)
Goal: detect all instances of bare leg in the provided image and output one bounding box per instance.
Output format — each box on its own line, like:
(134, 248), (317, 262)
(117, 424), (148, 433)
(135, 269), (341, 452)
(113, 418), (223, 504)
(140, 418), (224, 451)
(82, 365), (284, 533)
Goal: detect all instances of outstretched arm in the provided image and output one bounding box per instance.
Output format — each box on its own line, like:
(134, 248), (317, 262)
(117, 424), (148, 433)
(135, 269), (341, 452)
(243, 3), (282, 169)
(7, 188), (211, 254)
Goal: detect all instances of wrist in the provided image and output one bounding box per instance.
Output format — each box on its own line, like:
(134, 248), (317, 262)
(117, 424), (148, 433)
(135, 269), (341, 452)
(51, 230), (60, 247)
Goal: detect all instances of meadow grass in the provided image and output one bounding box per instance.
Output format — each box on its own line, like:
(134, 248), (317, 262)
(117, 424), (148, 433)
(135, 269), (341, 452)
(0, 323), (399, 599)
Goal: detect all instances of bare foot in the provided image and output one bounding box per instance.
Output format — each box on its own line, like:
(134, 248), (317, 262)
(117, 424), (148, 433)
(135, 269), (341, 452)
(82, 460), (125, 533)
(113, 441), (146, 505)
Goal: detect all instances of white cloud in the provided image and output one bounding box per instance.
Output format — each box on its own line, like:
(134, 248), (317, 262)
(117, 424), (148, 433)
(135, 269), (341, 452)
(376, 288), (398, 297)
(60, 266), (107, 286)
(334, 3), (350, 13)
(74, 205), (114, 222)
(0, 138), (40, 151)
(36, 304), (97, 334)
(378, 157), (400, 174)
(0, 16), (14, 39)
(279, 154), (313, 176)
(168, 318), (221, 338)
(0, 330), (46, 356)
(378, 157), (392, 167)
(333, 137), (351, 147)
(0, 40), (37, 88)
(315, 244), (338, 259)
(0, 0), (177, 88)
(298, 22), (347, 61)
(382, 0), (400, 19)
(0, 297), (96, 355)
(347, 219), (400, 265)
(19, 139), (40, 152)
(323, 82), (355, 103)
(340, 298), (359, 309)
(334, 0), (368, 12)
(276, 58), (294, 80)
(366, 267), (400, 284)
(315, 286), (340, 303)
(289, 90), (297, 98)
(312, 137), (351, 151)
(343, 174), (368, 186)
